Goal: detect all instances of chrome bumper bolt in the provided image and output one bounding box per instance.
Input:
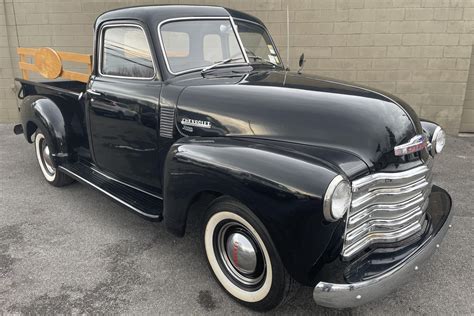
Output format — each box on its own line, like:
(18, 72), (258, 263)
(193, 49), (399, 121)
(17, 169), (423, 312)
(414, 266), (419, 271)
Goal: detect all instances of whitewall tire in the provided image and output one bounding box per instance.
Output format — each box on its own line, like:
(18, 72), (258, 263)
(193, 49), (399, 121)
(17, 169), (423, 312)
(34, 130), (73, 187)
(35, 132), (56, 182)
(203, 197), (297, 311)
(205, 211), (273, 302)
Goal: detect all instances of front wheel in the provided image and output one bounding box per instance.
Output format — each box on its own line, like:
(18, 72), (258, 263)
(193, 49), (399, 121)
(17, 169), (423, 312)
(34, 130), (73, 187)
(203, 197), (297, 311)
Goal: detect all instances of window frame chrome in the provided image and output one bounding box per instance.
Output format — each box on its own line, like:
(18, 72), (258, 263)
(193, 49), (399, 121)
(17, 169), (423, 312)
(98, 23), (158, 81)
(157, 16), (250, 76)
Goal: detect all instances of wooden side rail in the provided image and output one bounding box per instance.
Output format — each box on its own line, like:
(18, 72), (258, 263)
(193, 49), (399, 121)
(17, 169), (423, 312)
(17, 47), (92, 83)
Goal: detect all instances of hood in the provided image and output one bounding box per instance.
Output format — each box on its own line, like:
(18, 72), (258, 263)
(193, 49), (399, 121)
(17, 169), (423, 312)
(173, 69), (428, 174)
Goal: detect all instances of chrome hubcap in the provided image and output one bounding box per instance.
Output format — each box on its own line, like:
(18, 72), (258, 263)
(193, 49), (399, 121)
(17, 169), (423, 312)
(225, 232), (257, 275)
(41, 140), (55, 175)
(216, 222), (265, 287)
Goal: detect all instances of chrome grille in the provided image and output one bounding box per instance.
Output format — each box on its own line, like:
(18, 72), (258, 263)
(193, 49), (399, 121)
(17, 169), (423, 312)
(342, 161), (433, 259)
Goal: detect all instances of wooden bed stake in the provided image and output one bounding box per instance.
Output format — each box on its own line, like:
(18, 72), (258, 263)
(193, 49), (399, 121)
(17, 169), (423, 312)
(17, 47), (92, 83)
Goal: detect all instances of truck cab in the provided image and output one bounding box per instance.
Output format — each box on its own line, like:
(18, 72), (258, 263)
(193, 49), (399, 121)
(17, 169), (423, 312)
(14, 5), (452, 311)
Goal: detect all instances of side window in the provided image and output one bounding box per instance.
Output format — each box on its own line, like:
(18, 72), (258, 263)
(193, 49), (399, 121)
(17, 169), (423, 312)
(101, 26), (155, 78)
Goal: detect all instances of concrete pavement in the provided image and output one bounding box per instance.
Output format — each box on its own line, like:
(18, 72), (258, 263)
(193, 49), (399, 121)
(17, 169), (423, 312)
(1, 124), (472, 314)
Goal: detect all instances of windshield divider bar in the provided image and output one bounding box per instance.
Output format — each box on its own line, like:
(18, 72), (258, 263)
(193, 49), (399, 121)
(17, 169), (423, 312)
(230, 16), (249, 64)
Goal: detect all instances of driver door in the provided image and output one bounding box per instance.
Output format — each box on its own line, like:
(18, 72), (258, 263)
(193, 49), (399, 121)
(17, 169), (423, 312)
(87, 23), (162, 189)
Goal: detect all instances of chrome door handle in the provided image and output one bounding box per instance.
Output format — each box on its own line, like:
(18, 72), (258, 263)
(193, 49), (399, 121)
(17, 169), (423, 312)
(87, 89), (102, 96)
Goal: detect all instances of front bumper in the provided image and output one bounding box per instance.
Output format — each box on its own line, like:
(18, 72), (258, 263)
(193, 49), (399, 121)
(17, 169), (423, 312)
(313, 185), (452, 308)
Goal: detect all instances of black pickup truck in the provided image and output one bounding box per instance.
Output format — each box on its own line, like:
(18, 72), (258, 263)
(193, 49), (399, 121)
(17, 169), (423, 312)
(13, 5), (452, 311)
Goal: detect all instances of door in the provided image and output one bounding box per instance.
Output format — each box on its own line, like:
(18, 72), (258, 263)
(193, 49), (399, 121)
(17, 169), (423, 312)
(87, 24), (162, 189)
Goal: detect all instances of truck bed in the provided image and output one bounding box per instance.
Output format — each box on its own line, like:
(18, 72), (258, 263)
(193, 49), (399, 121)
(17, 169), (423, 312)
(17, 78), (86, 99)
(16, 77), (90, 160)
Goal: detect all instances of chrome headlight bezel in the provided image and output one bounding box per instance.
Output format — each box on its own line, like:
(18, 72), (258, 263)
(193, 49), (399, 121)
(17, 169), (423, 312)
(431, 126), (446, 155)
(323, 175), (352, 222)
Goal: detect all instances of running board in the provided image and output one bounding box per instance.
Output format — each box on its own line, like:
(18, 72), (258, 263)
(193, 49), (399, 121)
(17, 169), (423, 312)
(59, 162), (163, 221)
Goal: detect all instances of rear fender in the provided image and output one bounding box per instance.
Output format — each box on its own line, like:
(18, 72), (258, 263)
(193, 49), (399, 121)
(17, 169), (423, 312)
(20, 96), (69, 164)
(163, 136), (345, 284)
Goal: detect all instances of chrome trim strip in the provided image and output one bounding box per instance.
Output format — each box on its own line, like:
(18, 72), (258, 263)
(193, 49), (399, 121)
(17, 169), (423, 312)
(159, 106), (175, 138)
(345, 208), (423, 243)
(350, 199), (427, 230)
(86, 89), (101, 96)
(229, 15), (250, 64)
(343, 221), (422, 258)
(58, 166), (161, 219)
(157, 16), (249, 76)
(313, 205), (453, 308)
(98, 23), (158, 80)
(352, 163), (431, 193)
(348, 191), (429, 228)
(351, 178), (431, 212)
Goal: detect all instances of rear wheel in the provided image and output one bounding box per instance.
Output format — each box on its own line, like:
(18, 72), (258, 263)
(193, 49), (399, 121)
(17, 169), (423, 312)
(34, 130), (73, 187)
(203, 197), (297, 311)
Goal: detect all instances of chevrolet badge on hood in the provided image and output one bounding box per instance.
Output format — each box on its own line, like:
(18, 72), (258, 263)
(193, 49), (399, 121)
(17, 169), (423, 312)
(181, 118), (211, 129)
(394, 134), (428, 156)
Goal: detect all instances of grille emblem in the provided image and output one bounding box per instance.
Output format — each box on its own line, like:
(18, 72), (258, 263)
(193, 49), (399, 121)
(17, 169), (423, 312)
(394, 135), (428, 156)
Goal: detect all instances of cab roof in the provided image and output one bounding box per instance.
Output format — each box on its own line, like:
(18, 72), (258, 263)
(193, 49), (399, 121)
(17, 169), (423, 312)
(95, 5), (264, 30)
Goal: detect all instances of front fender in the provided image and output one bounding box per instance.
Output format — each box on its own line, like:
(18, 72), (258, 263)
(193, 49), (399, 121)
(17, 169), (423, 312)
(421, 119), (443, 157)
(163, 137), (346, 285)
(20, 96), (69, 163)
(421, 119), (440, 140)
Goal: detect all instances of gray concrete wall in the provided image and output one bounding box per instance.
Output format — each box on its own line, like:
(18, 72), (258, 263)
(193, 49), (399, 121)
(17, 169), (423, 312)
(1, 0), (473, 134)
(0, 0), (19, 123)
(460, 44), (474, 132)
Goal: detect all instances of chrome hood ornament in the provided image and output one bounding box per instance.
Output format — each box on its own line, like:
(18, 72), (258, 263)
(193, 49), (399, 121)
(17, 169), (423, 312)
(394, 134), (428, 156)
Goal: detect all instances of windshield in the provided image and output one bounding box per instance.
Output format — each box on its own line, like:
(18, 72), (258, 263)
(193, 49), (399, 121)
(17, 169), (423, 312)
(160, 19), (245, 74)
(235, 21), (282, 67)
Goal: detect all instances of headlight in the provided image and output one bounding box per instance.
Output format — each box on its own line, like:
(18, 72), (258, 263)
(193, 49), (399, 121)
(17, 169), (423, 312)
(323, 175), (352, 222)
(432, 126), (446, 154)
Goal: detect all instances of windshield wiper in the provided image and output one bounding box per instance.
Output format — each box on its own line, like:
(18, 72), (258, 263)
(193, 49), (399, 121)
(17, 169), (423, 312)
(247, 54), (279, 67)
(201, 57), (243, 75)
